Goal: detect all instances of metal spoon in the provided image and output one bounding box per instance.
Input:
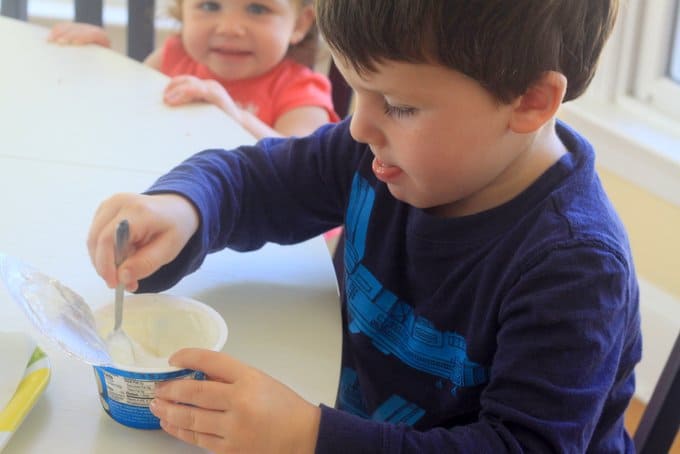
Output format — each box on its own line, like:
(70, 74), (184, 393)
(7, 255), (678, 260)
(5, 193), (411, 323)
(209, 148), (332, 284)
(105, 220), (136, 364)
(114, 220), (129, 333)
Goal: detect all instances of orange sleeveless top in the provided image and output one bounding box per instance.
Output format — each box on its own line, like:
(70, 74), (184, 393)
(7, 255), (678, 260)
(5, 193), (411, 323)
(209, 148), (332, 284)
(160, 35), (339, 126)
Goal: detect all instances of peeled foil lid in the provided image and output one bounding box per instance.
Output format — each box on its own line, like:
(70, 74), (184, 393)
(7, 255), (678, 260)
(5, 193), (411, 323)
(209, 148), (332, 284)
(0, 253), (112, 366)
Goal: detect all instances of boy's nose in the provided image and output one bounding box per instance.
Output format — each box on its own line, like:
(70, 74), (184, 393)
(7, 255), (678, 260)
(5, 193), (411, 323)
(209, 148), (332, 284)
(349, 99), (385, 147)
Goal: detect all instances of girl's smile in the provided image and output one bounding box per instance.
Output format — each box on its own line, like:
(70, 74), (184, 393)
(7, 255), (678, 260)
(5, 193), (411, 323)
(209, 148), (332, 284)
(208, 46), (253, 61)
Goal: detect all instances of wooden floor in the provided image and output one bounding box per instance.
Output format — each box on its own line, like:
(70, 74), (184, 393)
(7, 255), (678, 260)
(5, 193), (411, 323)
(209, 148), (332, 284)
(625, 397), (680, 453)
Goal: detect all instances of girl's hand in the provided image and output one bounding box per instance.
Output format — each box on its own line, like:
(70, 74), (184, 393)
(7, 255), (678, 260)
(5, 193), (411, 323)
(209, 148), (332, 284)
(163, 75), (243, 122)
(86, 193), (199, 291)
(48, 22), (111, 47)
(151, 349), (320, 454)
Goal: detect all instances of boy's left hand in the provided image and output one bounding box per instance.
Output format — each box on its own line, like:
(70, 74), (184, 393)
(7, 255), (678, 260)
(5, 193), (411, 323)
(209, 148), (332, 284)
(150, 348), (320, 454)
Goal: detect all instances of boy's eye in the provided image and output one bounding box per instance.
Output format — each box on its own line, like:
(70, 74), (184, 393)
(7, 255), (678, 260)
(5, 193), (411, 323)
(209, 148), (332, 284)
(246, 3), (271, 15)
(197, 1), (220, 12)
(383, 100), (417, 118)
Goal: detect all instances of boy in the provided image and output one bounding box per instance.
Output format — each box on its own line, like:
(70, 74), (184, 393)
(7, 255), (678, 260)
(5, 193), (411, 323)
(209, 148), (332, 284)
(87, 0), (641, 452)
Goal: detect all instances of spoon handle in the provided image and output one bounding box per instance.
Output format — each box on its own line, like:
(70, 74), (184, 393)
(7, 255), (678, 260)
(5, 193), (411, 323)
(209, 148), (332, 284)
(114, 220), (130, 267)
(114, 220), (130, 331)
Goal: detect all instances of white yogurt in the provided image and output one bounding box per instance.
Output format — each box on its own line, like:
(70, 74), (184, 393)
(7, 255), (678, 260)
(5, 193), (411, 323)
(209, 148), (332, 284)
(96, 294), (223, 369)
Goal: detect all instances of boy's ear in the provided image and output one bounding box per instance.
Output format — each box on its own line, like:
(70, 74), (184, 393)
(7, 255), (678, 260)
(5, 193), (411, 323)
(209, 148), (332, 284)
(290, 5), (315, 45)
(508, 71), (567, 134)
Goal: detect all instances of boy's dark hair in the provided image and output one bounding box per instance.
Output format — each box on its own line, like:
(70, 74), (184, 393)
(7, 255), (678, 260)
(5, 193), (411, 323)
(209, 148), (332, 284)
(316, 0), (619, 103)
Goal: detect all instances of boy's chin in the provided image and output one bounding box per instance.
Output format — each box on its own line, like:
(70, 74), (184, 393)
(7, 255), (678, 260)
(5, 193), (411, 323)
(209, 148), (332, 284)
(386, 185), (435, 210)
(385, 184), (412, 205)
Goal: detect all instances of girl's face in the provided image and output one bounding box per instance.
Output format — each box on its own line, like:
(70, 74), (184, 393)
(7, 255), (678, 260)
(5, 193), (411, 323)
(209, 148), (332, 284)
(180, 0), (313, 81)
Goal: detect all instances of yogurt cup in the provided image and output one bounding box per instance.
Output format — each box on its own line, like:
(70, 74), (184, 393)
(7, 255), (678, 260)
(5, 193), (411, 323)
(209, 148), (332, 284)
(92, 293), (228, 430)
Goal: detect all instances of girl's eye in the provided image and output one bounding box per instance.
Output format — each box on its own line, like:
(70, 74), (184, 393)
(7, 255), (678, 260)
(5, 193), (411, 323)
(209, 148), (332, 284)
(246, 3), (271, 15)
(383, 101), (417, 118)
(198, 1), (220, 12)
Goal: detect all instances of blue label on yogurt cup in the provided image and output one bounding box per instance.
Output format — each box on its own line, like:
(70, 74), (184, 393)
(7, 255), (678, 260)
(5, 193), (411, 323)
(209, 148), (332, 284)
(90, 294), (226, 430)
(93, 365), (205, 430)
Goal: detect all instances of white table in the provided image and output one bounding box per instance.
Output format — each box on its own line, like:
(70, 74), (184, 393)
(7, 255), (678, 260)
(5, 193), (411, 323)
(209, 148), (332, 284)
(0, 16), (341, 453)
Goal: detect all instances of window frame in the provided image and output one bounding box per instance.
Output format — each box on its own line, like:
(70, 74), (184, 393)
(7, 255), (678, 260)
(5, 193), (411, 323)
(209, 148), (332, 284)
(558, 0), (680, 208)
(631, 0), (680, 118)
(672, 3), (680, 81)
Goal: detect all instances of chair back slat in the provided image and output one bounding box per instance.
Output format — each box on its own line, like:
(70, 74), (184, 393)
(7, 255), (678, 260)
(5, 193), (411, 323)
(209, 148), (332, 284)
(634, 333), (680, 454)
(74, 0), (102, 26)
(1, 0), (27, 20)
(127, 0), (154, 62)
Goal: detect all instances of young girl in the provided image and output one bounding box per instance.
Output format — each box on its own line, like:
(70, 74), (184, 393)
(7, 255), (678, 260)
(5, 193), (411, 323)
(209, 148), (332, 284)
(49, 0), (339, 138)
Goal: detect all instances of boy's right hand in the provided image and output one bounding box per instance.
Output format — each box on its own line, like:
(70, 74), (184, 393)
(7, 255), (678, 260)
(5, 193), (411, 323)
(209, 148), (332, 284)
(87, 193), (200, 291)
(48, 22), (111, 48)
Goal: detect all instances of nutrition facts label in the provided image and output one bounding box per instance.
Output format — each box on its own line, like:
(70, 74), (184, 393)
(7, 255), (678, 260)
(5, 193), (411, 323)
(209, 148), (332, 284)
(103, 371), (155, 407)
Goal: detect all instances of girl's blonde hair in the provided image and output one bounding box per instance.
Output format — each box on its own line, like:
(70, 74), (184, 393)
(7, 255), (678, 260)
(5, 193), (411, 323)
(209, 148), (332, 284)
(168, 0), (318, 68)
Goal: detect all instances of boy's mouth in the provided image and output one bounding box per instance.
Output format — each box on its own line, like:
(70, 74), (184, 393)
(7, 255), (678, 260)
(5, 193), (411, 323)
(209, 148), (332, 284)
(372, 157), (403, 183)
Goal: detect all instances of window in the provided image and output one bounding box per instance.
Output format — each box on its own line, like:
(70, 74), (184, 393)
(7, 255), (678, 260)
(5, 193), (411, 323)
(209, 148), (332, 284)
(630, 0), (680, 118)
(558, 0), (680, 207)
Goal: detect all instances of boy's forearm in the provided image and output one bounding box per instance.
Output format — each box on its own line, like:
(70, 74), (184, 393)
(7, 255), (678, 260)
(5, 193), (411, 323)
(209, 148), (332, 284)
(315, 405), (386, 453)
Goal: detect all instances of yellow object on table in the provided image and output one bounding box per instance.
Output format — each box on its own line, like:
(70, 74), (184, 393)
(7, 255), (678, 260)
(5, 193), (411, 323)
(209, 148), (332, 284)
(0, 332), (50, 452)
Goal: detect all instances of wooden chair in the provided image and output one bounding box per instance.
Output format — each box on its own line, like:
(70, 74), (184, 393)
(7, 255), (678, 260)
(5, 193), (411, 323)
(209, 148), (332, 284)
(634, 332), (680, 453)
(0, 0), (155, 61)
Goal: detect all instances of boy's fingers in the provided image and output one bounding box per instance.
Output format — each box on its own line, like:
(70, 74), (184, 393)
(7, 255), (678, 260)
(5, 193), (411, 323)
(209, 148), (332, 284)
(92, 227), (117, 287)
(168, 349), (241, 384)
(87, 206), (114, 262)
(88, 202), (127, 285)
(118, 232), (182, 289)
(153, 379), (229, 411)
(159, 420), (226, 452)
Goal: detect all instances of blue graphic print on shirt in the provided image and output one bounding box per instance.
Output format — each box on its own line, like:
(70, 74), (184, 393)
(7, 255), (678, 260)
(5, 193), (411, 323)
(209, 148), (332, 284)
(338, 367), (426, 425)
(339, 174), (488, 421)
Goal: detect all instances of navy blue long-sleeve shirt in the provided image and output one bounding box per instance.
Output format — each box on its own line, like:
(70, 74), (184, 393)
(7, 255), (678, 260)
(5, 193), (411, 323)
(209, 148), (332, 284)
(141, 119), (641, 453)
